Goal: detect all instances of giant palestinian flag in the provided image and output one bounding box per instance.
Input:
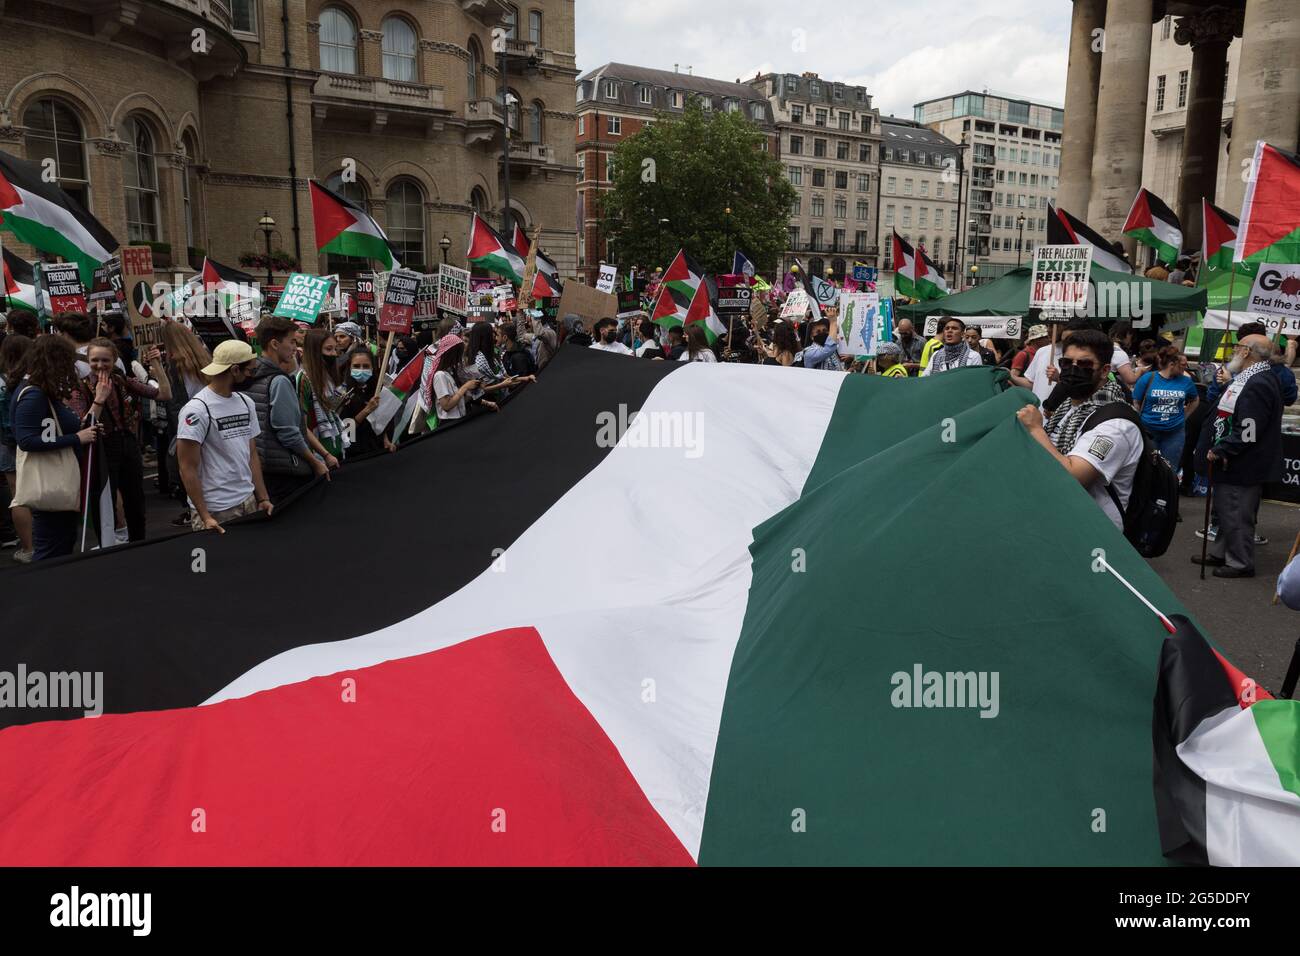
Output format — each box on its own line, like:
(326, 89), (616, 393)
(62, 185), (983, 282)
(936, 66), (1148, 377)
(0, 150), (117, 285)
(1236, 141), (1300, 267)
(892, 230), (947, 300)
(1049, 203), (1132, 274)
(0, 348), (1291, 866)
(468, 214), (525, 283)
(309, 180), (401, 270)
(1122, 188), (1183, 266)
(1155, 616), (1300, 866)
(2, 246), (40, 312)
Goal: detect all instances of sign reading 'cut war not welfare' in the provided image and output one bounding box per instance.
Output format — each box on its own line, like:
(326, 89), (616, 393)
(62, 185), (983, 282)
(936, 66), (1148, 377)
(271, 273), (333, 324)
(1030, 245), (1093, 315)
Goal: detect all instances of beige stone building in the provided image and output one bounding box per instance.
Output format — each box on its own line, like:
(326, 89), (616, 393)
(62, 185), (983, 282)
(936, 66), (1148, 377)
(913, 92), (1064, 287)
(877, 119), (962, 280)
(1060, 0), (1299, 258)
(0, 0), (578, 285)
(747, 71), (883, 279)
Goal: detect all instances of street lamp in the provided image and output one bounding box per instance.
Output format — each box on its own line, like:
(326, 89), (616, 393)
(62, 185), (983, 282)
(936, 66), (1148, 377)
(257, 212), (276, 286)
(1016, 214), (1026, 268)
(656, 217), (670, 272)
(967, 216), (981, 288)
(439, 234), (452, 264)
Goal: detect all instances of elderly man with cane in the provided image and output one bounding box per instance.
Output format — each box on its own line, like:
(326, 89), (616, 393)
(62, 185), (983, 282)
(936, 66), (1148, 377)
(1191, 333), (1285, 579)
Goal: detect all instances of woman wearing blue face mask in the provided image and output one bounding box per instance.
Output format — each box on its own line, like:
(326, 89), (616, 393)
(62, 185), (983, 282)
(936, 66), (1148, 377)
(338, 347), (396, 456)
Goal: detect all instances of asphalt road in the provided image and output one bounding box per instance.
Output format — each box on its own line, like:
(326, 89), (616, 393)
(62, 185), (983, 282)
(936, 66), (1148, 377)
(1148, 496), (1300, 696)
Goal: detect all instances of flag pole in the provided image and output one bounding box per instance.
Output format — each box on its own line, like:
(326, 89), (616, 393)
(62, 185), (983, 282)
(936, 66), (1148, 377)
(79, 411), (98, 553)
(1200, 458), (1215, 580)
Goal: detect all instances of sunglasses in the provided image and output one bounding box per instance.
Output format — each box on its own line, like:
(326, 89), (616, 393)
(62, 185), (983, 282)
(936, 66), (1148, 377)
(1057, 357), (1098, 372)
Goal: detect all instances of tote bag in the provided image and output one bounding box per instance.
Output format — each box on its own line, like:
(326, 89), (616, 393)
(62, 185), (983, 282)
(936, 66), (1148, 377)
(12, 387), (82, 513)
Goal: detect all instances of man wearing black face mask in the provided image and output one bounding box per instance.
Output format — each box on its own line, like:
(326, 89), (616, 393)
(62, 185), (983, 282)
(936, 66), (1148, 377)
(1016, 329), (1143, 531)
(802, 317), (844, 370)
(589, 318), (632, 355)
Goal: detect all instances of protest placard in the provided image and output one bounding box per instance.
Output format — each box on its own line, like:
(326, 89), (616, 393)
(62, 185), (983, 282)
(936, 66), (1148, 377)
(271, 273), (333, 324)
(922, 314), (1023, 339)
(378, 268), (420, 334)
(1248, 265), (1300, 320)
(437, 264), (470, 316)
(556, 281), (618, 325)
(355, 273), (378, 325)
(121, 245), (164, 349)
(414, 273), (439, 327)
(780, 289), (810, 320)
(616, 288), (642, 318)
(88, 257), (125, 315)
(838, 292), (881, 356)
(467, 290), (496, 322)
(42, 262), (86, 314)
(1030, 245), (1092, 317)
(596, 264), (618, 294)
(716, 285), (752, 317)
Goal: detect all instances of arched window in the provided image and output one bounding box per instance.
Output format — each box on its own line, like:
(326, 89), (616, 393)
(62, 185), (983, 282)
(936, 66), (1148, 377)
(325, 170), (369, 276)
(470, 187), (488, 218)
(182, 130), (202, 252)
(23, 98), (89, 210)
(528, 9), (542, 44)
(385, 179), (425, 270)
(529, 101), (544, 143)
(122, 115), (160, 243)
(466, 38), (481, 100)
(382, 17), (416, 82)
(319, 8), (358, 74)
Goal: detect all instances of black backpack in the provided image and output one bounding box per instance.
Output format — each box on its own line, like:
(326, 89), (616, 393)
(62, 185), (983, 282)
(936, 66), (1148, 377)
(1082, 403), (1179, 558)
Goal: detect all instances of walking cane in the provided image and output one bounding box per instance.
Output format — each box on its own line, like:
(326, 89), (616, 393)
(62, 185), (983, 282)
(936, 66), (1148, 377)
(1200, 458), (1215, 581)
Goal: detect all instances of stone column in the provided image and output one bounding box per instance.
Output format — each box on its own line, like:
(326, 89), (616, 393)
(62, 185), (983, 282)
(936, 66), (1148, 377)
(1086, 0), (1154, 254)
(1058, 0), (1107, 217)
(1223, 0), (1300, 213)
(1174, 7), (1243, 255)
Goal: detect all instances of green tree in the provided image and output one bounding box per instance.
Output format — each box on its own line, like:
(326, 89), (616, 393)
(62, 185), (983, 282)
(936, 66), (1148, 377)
(600, 98), (796, 276)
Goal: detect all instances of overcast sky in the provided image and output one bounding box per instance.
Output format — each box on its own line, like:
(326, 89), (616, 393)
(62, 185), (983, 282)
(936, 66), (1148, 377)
(574, 0), (1072, 117)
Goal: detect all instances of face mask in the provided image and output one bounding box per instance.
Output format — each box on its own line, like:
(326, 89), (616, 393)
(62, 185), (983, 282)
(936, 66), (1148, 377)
(1059, 365), (1098, 399)
(813, 332), (829, 347)
(603, 330), (618, 344)
(350, 369), (373, 383)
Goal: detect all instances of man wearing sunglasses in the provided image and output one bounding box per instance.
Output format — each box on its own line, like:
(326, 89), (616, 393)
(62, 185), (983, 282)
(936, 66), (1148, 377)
(1016, 329), (1143, 532)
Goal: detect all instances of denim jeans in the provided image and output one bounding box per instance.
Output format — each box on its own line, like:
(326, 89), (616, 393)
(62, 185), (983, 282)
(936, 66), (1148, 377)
(1149, 427), (1185, 474)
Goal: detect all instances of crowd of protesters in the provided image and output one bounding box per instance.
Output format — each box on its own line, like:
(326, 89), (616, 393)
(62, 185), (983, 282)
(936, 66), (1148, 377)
(1, 283), (1294, 577)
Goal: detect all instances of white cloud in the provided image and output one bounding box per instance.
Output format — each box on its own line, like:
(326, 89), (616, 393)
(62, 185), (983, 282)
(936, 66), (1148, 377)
(575, 0), (1070, 114)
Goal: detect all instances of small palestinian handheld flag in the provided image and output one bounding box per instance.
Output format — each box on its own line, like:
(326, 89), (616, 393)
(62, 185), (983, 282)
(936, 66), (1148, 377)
(663, 249), (717, 305)
(1236, 141), (1300, 267)
(467, 214), (525, 283)
(1122, 188), (1183, 266)
(2, 246), (40, 312)
(0, 150), (117, 285)
(1201, 199), (1240, 273)
(1154, 614), (1300, 866)
(683, 280), (726, 345)
(309, 180), (401, 270)
(1048, 203), (1132, 273)
(892, 231), (948, 300)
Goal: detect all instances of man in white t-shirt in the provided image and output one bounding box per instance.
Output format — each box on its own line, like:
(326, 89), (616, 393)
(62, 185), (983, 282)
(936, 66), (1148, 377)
(1024, 322), (1136, 404)
(589, 318), (633, 355)
(1016, 329), (1143, 531)
(176, 340), (273, 533)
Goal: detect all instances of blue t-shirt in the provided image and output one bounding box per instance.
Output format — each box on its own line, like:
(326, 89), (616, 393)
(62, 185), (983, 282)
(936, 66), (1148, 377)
(1132, 370), (1197, 432)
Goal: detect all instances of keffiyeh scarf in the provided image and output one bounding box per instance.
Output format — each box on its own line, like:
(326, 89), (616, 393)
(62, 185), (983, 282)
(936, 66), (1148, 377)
(1045, 378), (1127, 454)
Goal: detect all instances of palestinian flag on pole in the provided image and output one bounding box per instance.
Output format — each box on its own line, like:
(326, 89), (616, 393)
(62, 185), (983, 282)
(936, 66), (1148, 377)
(682, 279), (726, 345)
(2, 246), (40, 312)
(1154, 615), (1300, 866)
(1122, 188), (1183, 266)
(512, 223), (531, 258)
(0, 347), (1265, 866)
(1202, 200), (1241, 273)
(649, 280), (688, 330)
(0, 150), (116, 285)
(468, 214), (525, 283)
(1235, 141), (1300, 267)
(309, 179), (400, 270)
(662, 249), (715, 304)
(892, 230), (948, 300)
(531, 247), (563, 299)
(1048, 203), (1132, 273)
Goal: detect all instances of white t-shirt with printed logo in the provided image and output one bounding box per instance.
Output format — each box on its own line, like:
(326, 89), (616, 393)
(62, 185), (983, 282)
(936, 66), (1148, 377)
(176, 387), (260, 513)
(1067, 417), (1144, 530)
